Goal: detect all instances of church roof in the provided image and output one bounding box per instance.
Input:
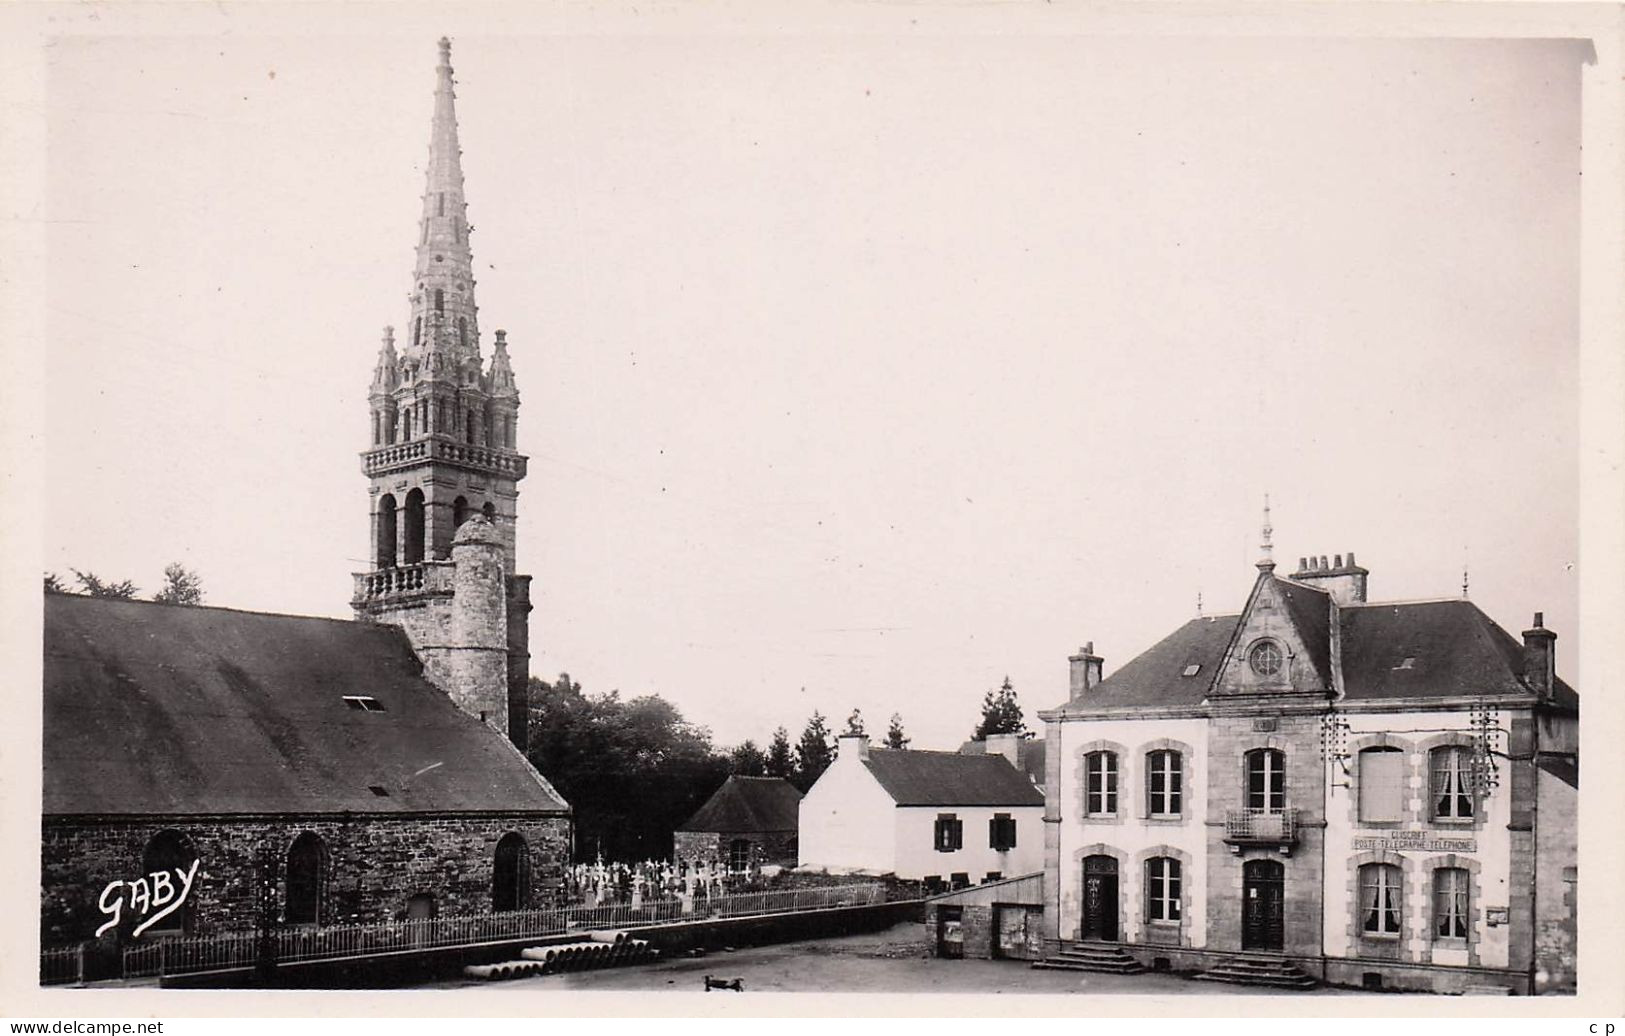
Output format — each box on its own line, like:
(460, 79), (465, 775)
(862, 749), (1045, 807)
(676, 775), (802, 834)
(42, 593), (570, 817)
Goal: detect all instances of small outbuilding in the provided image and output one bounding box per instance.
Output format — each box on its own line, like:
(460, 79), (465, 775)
(674, 775), (803, 869)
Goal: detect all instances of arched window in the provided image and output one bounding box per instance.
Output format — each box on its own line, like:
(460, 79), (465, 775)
(1245, 749), (1286, 812)
(465, 407), (476, 443)
(403, 489), (426, 565)
(1359, 863), (1402, 936)
(458, 317), (467, 349)
(1359, 747), (1405, 822)
(1431, 746), (1474, 820)
(413, 318), (421, 346)
(505, 415), (515, 448)
(1145, 856), (1181, 923)
(728, 839), (752, 872)
(401, 408), (413, 441)
(1146, 749), (1182, 817)
(1434, 867), (1469, 940)
(1084, 751), (1117, 816)
(492, 832), (529, 912)
(453, 496), (470, 534)
(141, 830), (198, 934)
(434, 288), (444, 315)
(285, 832), (328, 926)
(482, 501), (497, 524)
(376, 495), (398, 569)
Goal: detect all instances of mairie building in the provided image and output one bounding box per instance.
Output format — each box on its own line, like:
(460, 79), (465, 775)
(1036, 536), (1578, 995)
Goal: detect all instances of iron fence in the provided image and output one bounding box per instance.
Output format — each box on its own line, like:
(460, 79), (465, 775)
(39, 944), (84, 986)
(88, 880), (885, 980)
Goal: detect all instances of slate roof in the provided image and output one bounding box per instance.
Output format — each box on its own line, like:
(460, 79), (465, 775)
(43, 593), (570, 816)
(862, 749), (1045, 807)
(1053, 614), (1242, 711)
(1338, 598), (1578, 709)
(1274, 578), (1332, 689)
(1049, 590), (1576, 713)
(677, 775), (802, 834)
(957, 737), (1047, 787)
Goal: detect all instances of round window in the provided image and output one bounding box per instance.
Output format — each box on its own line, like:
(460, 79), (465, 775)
(1249, 641), (1284, 677)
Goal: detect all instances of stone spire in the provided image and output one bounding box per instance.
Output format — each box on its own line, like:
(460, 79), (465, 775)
(406, 36), (480, 365)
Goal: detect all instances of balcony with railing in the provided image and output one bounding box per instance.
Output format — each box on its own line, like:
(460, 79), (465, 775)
(1223, 808), (1298, 854)
(352, 561), (455, 606)
(361, 437), (527, 479)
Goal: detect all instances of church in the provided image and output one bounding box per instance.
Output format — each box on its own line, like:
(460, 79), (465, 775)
(40, 39), (571, 961)
(1036, 514), (1578, 994)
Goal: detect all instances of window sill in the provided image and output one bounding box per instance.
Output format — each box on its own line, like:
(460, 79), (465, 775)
(1429, 817), (1475, 826)
(1144, 815), (1186, 824)
(1359, 931), (1402, 941)
(1080, 814), (1122, 824)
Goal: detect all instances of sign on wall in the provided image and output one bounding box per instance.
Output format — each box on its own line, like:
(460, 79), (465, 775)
(96, 858), (201, 938)
(1351, 832), (1476, 853)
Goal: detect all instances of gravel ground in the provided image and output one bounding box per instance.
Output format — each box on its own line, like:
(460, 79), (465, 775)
(428, 922), (1373, 996)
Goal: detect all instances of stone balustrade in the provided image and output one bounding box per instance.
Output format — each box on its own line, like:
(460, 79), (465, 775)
(352, 561), (455, 603)
(361, 436), (526, 478)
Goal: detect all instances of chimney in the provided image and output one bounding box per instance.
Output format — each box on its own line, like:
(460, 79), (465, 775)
(1521, 612), (1557, 699)
(1069, 642), (1104, 702)
(985, 732), (1021, 768)
(837, 732), (871, 761)
(1289, 550), (1369, 605)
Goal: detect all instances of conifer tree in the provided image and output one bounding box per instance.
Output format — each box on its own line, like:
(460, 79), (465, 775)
(972, 676), (1027, 740)
(884, 712), (911, 750)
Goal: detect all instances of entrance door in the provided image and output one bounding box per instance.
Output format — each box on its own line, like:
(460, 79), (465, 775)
(1081, 855), (1119, 942)
(1242, 859), (1285, 951)
(993, 905), (1033, 960)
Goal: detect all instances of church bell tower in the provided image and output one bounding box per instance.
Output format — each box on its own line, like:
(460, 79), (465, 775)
(353, 38), (532, 751)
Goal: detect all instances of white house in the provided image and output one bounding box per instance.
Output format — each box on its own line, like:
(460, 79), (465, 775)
(798, 733), (1045, 883)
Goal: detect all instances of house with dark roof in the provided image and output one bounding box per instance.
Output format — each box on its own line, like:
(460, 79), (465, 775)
(1035, 539), (1578, 995)
(673, 775), (803, 869)
(959, 733), (1047, 793)
(798, 734), (1044, 882)
(41, 590), (571, 951)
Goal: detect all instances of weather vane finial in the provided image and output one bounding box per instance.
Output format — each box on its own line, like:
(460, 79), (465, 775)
(1257, 493), (1275, 572)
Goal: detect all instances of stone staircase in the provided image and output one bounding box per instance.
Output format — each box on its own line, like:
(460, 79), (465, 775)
(1194, 953), (1317, 989)
(1033, 941), (1146, 975)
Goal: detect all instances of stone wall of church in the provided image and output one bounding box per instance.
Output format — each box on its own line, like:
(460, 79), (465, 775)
(40, 813), (571, 948)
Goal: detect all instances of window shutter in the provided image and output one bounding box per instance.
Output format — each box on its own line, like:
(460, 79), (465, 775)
(1359, 748), (1404, 822)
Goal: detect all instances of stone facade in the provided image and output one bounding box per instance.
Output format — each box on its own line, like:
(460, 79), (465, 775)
(1037, 541), (1578, 994)
(41, 813), (571, 947)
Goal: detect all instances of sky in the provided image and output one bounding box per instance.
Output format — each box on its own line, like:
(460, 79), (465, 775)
(37, 23), (1585, 752)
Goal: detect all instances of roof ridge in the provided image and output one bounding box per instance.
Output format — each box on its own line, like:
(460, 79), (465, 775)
(46, 592), (358, 626)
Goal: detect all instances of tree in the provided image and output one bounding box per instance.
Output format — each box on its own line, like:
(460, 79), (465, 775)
(43, 572), (67, 594)
(152, 562), (205, 605)
(843, 708), (866, 737)
(727, 740), (767, 777)
(765, 727), (794, 779)
(884, 712), (911, 750)
(972, 676), (1027, 740)
(525, 673), (728, 862)
(70, 569), (138, 599)
(792, 711), (834, 791)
